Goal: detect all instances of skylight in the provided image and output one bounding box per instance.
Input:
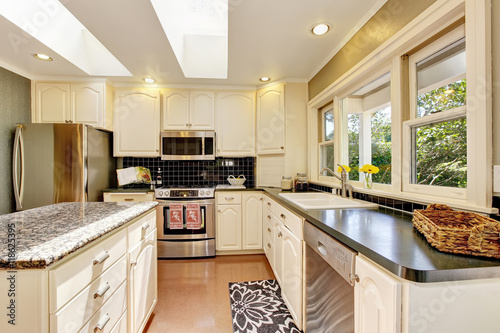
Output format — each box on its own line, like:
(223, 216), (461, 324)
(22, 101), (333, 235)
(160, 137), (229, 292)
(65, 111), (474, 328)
(0, 1), (131, 76)
(150, 0), (228, 79)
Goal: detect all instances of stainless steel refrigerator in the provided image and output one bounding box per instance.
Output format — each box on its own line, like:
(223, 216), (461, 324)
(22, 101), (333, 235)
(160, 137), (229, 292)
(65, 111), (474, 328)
(12, 123), (116, 211)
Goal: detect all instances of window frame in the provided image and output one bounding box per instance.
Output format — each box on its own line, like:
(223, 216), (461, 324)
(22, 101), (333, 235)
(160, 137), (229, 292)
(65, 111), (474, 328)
(402, 25), (467, 199)
(319, 104), (335, 178)
(306, 0), (493, 212)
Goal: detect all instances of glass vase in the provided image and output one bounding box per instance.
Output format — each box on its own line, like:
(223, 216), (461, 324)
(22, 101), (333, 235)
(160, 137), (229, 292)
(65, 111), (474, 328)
(364, 173), (373, 189)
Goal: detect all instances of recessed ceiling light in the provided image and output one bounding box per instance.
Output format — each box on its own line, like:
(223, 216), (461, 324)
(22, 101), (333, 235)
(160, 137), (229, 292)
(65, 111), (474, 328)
(143, 77), (156, 84)
(32, 53), (53, 62)
(311, 23), (330, 36)
(259, 77), (271, 82)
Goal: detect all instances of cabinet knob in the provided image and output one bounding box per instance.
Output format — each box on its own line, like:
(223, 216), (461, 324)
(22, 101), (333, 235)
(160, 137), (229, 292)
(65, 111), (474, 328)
(260, 198), (263, 201)
(186, 123), (189, 127)
(280, 146), (284, 149)
(280, 213), (286, 219)
(218, 209), (221, 213)
(267, 243), (271, 249)
(349, 273), (360, 284)
(278, 232), (282, 237)
(267, 215), (271, 220)
(267, 228), (271, 233)
(267, 202), (271, 206)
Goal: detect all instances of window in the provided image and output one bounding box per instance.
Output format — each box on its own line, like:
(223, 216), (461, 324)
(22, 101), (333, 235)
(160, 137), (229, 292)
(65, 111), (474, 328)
(404, 26), (466, 197)
(341, 72), (392, 186)
(320, 104), (335, 172)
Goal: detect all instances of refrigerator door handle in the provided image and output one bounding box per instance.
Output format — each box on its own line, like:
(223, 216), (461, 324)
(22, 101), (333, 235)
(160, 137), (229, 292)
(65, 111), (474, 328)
(13, 125), (24, 210)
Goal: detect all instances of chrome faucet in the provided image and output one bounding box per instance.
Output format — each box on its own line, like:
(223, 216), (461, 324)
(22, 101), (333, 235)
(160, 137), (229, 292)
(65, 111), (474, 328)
(320, 165), (353, 199)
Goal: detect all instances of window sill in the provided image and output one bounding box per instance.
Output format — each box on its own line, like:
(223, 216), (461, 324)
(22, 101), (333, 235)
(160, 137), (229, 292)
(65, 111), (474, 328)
(309, 180), (498, 215)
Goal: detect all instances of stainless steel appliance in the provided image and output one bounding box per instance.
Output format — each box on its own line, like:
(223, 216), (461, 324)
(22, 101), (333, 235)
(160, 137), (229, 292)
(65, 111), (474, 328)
(304, 222), (357, 332)
(12, 123), (116, 211)
(161, 131), (215, 160)
(155, 185), (215, 258)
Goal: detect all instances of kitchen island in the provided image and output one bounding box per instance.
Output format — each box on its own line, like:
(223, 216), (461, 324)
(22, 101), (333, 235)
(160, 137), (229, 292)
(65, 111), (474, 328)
(0, 201), (158, 333)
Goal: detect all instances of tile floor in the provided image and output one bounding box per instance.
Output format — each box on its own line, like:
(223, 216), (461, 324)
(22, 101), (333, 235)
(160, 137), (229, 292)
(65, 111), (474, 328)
(143, 254), (275, 333)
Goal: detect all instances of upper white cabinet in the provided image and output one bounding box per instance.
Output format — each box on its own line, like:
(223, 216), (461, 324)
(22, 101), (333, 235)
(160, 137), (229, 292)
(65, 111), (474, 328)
(216, 91), (256, 156)
(355, 255), (401, 333)
(114, 89), (161, 157)
(162, 90), (215, 130)
(256, 83), (285, 154)
(33, 82), (113, 131)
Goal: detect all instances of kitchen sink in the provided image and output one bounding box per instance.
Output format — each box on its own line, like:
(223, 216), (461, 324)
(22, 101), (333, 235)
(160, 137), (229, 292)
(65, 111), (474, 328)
(278, 192), (378, 210)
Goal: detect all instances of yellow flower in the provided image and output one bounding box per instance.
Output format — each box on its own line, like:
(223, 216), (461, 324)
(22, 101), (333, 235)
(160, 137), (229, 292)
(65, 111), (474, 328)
(359, 164), (379, 174)
(337, 165), (351, 173)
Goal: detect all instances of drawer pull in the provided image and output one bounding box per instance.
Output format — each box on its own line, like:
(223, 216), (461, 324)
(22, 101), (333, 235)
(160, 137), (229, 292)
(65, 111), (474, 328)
(142, 223), (150, 231)
(280, 213), (286, 219)
(131, 260), (137, 267)
(94, 282), (110, 299)
(94, 313), (110, 332)
(225, 197), (235, 200)
(93, 251), (110, 265)
(278, 232), (282, 237)
(267, 228), (271, 233)
(267, 243), (271, 249)
(124, 198), (134, 201)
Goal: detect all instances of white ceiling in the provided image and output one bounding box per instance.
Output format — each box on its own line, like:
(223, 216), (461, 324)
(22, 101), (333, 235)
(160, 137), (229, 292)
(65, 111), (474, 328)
(0, 0), (386, 88)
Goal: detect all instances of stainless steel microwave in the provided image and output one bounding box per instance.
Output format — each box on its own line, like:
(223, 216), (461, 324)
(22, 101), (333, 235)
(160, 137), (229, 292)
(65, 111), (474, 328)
(160, 131), (215, 160)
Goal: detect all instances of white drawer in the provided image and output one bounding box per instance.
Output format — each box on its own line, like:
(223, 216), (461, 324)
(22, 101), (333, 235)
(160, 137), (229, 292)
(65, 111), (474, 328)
(127, 210), (156, 249)
(49, 229), (127, 313)
(50, 256), (127, 333)
(263, 195), (274, 212)
(275, 204), (303, 239)
(264, 234), (274, 268)
(217, 192), (242, 204)
(110, 310), (127, 333)
(264, 215), (274, 242)
(103, 192), (154, 202)
(77, 281), (127, 333)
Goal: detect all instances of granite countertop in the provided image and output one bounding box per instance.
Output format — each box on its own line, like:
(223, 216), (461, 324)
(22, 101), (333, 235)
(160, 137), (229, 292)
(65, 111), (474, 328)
(0, 201), (158, 270)
(263, 188), (500, 283)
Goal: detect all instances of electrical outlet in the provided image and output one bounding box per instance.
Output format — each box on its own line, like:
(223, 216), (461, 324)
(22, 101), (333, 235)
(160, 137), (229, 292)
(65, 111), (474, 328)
(494, 165), (500, 193)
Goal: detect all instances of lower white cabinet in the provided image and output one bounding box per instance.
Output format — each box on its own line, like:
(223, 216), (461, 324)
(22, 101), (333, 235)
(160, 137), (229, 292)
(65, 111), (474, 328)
(128, 229), (157, 333)
(355, 255), (401, 333)
(0, 209), (157, 333)
(216, 191), (263, 252)
(262, 195), (304, 330)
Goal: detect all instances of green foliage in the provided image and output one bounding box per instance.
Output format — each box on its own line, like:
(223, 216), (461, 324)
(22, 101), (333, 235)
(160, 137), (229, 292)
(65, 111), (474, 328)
(415, 79), (467, 188)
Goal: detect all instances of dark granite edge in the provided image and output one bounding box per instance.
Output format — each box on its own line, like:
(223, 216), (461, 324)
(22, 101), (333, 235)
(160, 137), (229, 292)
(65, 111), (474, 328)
(262, 188), (500, 283)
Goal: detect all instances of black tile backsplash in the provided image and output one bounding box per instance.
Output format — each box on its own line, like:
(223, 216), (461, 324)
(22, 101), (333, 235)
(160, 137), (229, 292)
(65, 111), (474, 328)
(122, 157), (255, 188)
(308, 182), (431, 215)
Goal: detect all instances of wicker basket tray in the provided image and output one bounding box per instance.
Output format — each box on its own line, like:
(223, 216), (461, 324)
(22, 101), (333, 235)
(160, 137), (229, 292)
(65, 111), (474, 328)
(413, 204), (500, 259)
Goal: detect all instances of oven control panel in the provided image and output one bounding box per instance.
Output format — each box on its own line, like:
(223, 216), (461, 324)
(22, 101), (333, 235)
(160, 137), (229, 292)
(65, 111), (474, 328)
(155, 188), (214, 198)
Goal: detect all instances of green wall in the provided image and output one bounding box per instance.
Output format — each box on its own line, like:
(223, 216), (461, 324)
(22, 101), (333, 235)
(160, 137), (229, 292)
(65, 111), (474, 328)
(0, 67), (31, 215)
(308, 0), (437, 100)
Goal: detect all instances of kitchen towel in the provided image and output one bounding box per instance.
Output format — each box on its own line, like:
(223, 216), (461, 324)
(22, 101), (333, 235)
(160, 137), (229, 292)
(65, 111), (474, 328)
(169, 204), (184, 229)
(186, 203), (202, 229)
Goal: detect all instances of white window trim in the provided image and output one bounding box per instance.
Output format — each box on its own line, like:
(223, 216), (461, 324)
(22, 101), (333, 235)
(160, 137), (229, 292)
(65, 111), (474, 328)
(307, 0), (494, 213)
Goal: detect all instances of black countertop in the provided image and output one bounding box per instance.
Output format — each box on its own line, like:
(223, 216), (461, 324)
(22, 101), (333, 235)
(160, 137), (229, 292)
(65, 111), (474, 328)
(262, 188), (500, 283)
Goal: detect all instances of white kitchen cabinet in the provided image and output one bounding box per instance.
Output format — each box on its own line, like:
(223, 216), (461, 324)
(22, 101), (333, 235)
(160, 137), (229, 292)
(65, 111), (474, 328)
(242, 192), (263, 249)
(217, 204), (242, 251)
(262, 194), (304, 330)
(256, 83), (285, 154)
(216, 192), (263, 252)
(114, 89), (160, 157)
(128, 229), (157, 333)
(216, 91), (256, 156)
(161, 90), (215, 130)
(280, 224), (303, 326)
(355, 255), (401, 333)
(33, 82), (113, 131)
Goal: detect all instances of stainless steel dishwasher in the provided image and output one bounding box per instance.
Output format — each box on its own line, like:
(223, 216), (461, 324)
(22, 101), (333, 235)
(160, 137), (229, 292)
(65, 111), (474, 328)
(304, 222), (357, 333)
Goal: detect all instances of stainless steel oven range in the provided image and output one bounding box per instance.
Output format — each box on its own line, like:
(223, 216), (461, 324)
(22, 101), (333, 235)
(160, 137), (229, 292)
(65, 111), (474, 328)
(155, 185), (215, 258)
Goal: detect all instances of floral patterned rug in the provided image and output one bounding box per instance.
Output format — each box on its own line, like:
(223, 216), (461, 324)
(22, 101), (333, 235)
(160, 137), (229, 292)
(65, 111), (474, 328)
(229, 279), (303, 333)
